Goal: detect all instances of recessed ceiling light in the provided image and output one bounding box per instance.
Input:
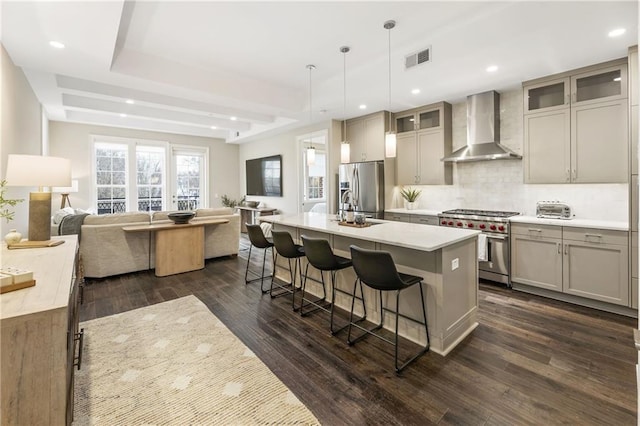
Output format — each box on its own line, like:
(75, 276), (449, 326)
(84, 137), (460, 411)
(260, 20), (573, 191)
(411, 89), (420, 95)
(125, 99), (135, 104)
(486, 65), (498, 73)
(49, 41), (65, 49)
(210, 126), (217, 130)
(608, 28), (626, 37)
(230, 116), (237, 121)
(359, 104), (367, 110)
(119, 113), (127, 118)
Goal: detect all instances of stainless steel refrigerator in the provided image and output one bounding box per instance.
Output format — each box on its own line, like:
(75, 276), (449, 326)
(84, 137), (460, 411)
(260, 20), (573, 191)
(338, 161), (385, 219)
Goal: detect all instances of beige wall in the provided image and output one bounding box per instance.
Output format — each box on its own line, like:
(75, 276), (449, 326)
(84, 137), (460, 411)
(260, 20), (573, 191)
(48, 121), (239, 212)
(1, 43), (43, 237)
(238, 120), (339, 215)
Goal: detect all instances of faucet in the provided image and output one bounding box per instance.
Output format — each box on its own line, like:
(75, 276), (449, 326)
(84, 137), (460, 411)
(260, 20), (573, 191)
(339, 189), (353, 221)
(341, 189), (352, 207)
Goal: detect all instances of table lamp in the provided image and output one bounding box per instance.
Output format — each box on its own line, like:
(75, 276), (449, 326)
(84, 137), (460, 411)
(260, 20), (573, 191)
(52, 179), (79, 209)
(5, 154), (72, 242)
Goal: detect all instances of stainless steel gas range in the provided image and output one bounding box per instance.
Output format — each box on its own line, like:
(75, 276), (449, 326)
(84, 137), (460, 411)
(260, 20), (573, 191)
(438, 209), (520, 285)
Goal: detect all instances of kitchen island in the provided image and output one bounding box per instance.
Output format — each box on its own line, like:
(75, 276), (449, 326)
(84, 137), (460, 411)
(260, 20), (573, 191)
(259, 212), (480, 355)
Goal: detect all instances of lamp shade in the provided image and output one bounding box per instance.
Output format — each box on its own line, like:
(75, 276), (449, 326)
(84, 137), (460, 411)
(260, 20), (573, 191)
(52, 179), (79, 194)
(5, 155), (72, 188)
(385, 133), (397, 158)
(306, 146), (316, 166)
(340, 142), (350, 164)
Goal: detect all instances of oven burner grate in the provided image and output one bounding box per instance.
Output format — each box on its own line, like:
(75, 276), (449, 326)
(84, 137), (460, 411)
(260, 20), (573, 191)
(440, 209), (520, 218)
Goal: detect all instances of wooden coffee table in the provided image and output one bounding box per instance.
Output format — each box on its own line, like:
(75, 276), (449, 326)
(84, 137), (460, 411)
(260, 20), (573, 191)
(123, 218), (229, 277)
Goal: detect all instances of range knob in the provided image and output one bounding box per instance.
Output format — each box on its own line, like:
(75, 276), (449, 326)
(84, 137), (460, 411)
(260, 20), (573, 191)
(479, 224), (486, 229)
(441, 220), (447, 225)
(490, 224), (497, 231)
(448, 221), (453, 226)
(467, 223), (474, 228)
(498, 225), (505, 231)
(456, 222), (463, 227)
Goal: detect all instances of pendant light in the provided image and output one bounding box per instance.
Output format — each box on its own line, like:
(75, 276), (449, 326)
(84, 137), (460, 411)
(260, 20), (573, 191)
(306, 64), (316, 167)
(340, 46), (351, 164)
(384, 20), (397, 158)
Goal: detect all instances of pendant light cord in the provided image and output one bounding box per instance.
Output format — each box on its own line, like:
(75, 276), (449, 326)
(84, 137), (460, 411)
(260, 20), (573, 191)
(341, 47), (350, 141)
(387, 22), (392, 131)
(306, 64), (315, 150)
(343, 50), (347, 139)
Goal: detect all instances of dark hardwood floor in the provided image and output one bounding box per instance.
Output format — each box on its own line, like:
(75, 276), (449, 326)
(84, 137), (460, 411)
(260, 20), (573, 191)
(80, 236), (638, 425)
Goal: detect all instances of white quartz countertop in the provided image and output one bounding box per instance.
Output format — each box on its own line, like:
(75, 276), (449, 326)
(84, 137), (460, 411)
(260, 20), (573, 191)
(510, 216), (628, 231)
(385, 208), (442, 216)
(259, 212), (479, 252)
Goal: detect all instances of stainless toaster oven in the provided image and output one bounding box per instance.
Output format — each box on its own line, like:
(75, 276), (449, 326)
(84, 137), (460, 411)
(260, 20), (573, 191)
(536, 201), (573, 219)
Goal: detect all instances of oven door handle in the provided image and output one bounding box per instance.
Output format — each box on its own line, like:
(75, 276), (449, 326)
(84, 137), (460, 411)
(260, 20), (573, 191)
(485, 234), (507, 241)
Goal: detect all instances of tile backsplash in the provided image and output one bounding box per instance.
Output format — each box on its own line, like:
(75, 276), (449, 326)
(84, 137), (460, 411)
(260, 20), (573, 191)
(392, 88), (629, 222)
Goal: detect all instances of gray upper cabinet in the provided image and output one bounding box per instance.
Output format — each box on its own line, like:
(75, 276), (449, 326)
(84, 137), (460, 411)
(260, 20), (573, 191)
(345, 111), (387, 162)
(523, 59), (629, 184)
(395, 102), (452, 185)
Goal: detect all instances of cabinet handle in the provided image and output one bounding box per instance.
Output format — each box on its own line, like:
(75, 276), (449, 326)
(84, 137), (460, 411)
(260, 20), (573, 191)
(564, 244), (568, 255)
(565, 94), (570, 105)
(584, 233), (603, 240)
(572, 169), (577, 180)
(528, 228), (542, 232)
(557, 243), (561, 254)
(566, 169), (570, 182)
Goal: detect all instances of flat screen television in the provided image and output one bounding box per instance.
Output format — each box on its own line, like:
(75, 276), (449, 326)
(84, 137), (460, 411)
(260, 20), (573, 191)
(245, 155), (282, 196)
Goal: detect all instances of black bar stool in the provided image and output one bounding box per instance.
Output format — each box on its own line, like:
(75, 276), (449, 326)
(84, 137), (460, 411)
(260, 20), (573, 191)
(244, 223), (274, 293)
(301, 235), (365, 335)
(270, 230), (305, 310)
(348, 245), (430, 374)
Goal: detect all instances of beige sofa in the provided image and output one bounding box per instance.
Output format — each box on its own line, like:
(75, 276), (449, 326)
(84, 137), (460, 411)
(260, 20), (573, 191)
(80, 208), (240, 278)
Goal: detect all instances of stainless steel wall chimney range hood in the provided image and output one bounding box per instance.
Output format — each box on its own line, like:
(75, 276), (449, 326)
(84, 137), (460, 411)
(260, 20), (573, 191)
(441, 90), (522, 162)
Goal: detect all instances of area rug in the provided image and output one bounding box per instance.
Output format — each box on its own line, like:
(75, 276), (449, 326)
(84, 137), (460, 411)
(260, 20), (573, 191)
(73, 295), (320, 425)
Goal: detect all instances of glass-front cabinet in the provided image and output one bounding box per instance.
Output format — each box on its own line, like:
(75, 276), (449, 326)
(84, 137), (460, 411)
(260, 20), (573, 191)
(395, 105), (442, 133)
(524, 63), (627, 114)
(524, 78), (569, 113)
(571, 64), (627, 105)
(522, 58), (628, 184)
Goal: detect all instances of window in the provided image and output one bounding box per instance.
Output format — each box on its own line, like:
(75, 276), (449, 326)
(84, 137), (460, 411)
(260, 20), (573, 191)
(306, 151), (325, 200)
(136, 146), (165, 212)
(93, 137), (168, 213)
(172, 147), (207, 210)
(92, 137), (208, 214)
(95, 143), (128, 214)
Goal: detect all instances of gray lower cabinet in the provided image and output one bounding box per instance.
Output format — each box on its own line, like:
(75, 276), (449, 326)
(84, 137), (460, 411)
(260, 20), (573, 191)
(511, 223), (629, 306)
(511, 225), (563, 291)
(384, 212), (411, 223)
(384, 212), (438, 225)
(410, 215), (439, 226)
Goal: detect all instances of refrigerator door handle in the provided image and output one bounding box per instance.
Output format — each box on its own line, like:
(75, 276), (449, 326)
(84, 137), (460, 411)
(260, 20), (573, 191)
(353, 167), (360, 209)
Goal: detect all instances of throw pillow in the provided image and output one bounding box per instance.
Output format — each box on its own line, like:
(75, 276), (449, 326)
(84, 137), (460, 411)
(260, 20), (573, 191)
(53, 207), (75, 224)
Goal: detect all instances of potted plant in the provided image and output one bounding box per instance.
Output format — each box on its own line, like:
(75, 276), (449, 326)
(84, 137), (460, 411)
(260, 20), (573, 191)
(221, 195), (244, 208)
(0, 179), (24, 244)
(400, 186), (421, 210)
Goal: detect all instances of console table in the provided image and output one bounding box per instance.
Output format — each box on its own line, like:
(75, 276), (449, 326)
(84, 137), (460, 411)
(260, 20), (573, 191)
(237, 206), (277, 232)
(1, 235), (81, 425)
(123, 218), (228, 276)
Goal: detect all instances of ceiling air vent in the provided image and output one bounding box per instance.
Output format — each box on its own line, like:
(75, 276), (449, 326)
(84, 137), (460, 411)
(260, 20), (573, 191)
(405, 46), (431, 70)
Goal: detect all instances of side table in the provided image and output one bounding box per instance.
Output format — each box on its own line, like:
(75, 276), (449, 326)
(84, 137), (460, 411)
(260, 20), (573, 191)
(236, 206), (277, 233)
(123, 218), (229, 276)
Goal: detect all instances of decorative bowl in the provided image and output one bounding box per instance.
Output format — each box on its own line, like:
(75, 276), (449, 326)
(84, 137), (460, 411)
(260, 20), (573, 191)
(243, 201), (259, 208)
(168, 211), (195, 224)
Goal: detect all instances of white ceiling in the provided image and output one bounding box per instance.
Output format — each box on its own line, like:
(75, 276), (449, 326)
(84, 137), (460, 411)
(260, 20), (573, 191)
(2, 1), (638, 143)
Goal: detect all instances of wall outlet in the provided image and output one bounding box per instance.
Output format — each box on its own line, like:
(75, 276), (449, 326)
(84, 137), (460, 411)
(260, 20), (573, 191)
(451, 258), (459, 271)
